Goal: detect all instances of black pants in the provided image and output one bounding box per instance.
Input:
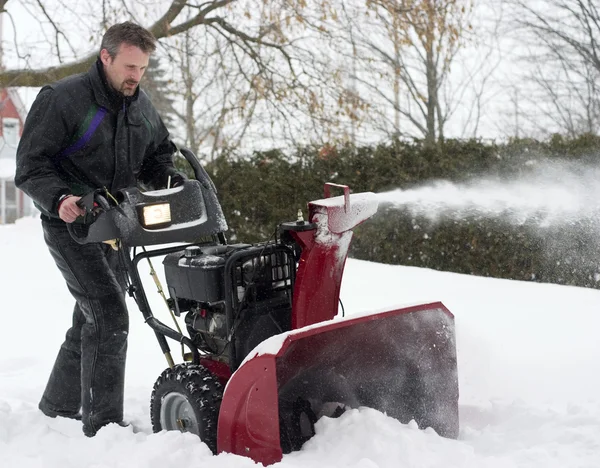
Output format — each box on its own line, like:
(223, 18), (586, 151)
(39, 218), (129, 435)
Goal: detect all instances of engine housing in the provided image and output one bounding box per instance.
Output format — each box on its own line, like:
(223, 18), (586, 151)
(163, 243), (296, 368)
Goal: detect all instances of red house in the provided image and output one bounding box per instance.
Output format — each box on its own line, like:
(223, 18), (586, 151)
(0, 87), (30, 223)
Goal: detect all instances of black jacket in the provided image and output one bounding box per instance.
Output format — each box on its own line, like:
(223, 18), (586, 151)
(15, 59), (182, 219)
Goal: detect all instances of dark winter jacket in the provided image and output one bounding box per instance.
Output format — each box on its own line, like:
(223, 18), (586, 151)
(15, 59), (183, 220)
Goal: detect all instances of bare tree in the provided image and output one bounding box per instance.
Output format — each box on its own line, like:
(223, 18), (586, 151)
(1, 0), (509, 150)
(0, 0), (320, 88)
(334, 0), (472, 146)
(509, 0), (600, 136)
(1, 0), (353, 152)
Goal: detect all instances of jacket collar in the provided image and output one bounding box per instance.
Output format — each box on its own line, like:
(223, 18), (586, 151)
(89, 58), (141, 122)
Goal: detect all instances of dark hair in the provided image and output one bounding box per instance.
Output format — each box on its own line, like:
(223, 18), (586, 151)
(100, 21), (156, 58)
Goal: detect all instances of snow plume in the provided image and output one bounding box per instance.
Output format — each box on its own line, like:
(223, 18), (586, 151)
(377, 159), (600, 228)
(375, 159), (600, 276)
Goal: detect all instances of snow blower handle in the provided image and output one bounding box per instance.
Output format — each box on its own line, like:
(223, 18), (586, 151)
(75, 189), (111, 214)
(66, 189), (113, 243)
(179, 147), (217, 193)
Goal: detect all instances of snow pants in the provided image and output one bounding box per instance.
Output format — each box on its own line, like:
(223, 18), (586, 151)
(39, 218), (129, 436)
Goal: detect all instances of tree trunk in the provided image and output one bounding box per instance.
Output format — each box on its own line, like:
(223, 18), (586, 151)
(425, 43), (437, 146)
(182, 35), (198, 156)
(392, 9), (401, 136)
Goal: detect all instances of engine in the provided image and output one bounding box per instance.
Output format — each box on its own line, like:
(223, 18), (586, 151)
(163, 242), (296, 368)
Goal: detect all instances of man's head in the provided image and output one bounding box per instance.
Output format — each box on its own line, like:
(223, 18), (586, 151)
(99, 22), (156, 96)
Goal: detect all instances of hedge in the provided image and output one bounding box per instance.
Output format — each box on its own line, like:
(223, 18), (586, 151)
(177, 135), (600, 289)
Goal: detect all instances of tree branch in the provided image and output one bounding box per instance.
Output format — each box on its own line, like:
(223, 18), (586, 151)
(0, 0), (203, 87)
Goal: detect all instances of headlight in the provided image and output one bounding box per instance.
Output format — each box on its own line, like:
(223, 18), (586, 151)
(137, 202), (172, 229)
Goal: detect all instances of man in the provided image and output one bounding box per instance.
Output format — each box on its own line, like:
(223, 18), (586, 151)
(15, 22), (185, 437)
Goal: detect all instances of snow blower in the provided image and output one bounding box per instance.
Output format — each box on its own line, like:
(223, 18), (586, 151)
(68, 148), (459, 464)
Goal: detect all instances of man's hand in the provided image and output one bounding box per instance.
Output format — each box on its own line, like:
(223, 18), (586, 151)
(58, 195), (85, 223)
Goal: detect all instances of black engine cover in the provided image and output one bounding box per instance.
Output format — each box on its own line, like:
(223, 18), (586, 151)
(164, 245), (228, 303)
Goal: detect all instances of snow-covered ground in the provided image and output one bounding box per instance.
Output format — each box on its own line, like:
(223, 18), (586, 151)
(1, 217), (599, 467)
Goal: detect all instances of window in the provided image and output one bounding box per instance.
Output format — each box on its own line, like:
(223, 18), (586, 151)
(3, 118), (19, 146)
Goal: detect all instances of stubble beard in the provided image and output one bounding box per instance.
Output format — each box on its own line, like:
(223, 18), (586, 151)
(104, 62), (138, 97)
(119, 81), (138, 97)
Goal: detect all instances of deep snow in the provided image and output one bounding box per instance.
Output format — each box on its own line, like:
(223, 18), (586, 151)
(1, 217), (599, 467)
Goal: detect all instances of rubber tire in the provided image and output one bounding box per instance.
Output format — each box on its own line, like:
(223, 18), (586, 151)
(150, 363), (223, 453)
(280, 397), (321, 453)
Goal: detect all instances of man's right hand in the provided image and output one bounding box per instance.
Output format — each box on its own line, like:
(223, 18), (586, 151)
(58, 195), (86, 223)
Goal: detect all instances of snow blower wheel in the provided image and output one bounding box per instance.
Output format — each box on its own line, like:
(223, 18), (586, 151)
(150, 364), (223, 453)
(279, 397), (318, 453)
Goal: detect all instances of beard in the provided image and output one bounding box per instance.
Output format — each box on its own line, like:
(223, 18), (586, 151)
(118, 80), (139, 96)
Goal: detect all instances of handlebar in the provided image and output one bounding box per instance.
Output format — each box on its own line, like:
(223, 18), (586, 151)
(67, 189), (114, 242)
(179, 147), (217, 193)
(65, 148), (228, 246)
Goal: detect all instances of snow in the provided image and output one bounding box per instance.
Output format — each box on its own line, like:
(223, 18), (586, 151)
(142, 186), (185, 197)
(1, 216), (600, 467)
(311, 192), (378, 234)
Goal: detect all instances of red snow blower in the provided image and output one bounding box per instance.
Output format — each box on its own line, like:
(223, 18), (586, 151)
(69, 149), (459, 464)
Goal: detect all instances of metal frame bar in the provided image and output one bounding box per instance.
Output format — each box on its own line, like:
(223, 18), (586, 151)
(121, 243), (206, 365)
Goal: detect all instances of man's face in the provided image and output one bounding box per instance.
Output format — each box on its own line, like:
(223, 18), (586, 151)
(100, 43), (149, 96)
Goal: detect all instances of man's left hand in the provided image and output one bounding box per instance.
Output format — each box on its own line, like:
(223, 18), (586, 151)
(58, 195), (86, 223)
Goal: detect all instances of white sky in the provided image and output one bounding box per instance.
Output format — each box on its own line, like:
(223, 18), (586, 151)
(0, 216), (599, 467)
